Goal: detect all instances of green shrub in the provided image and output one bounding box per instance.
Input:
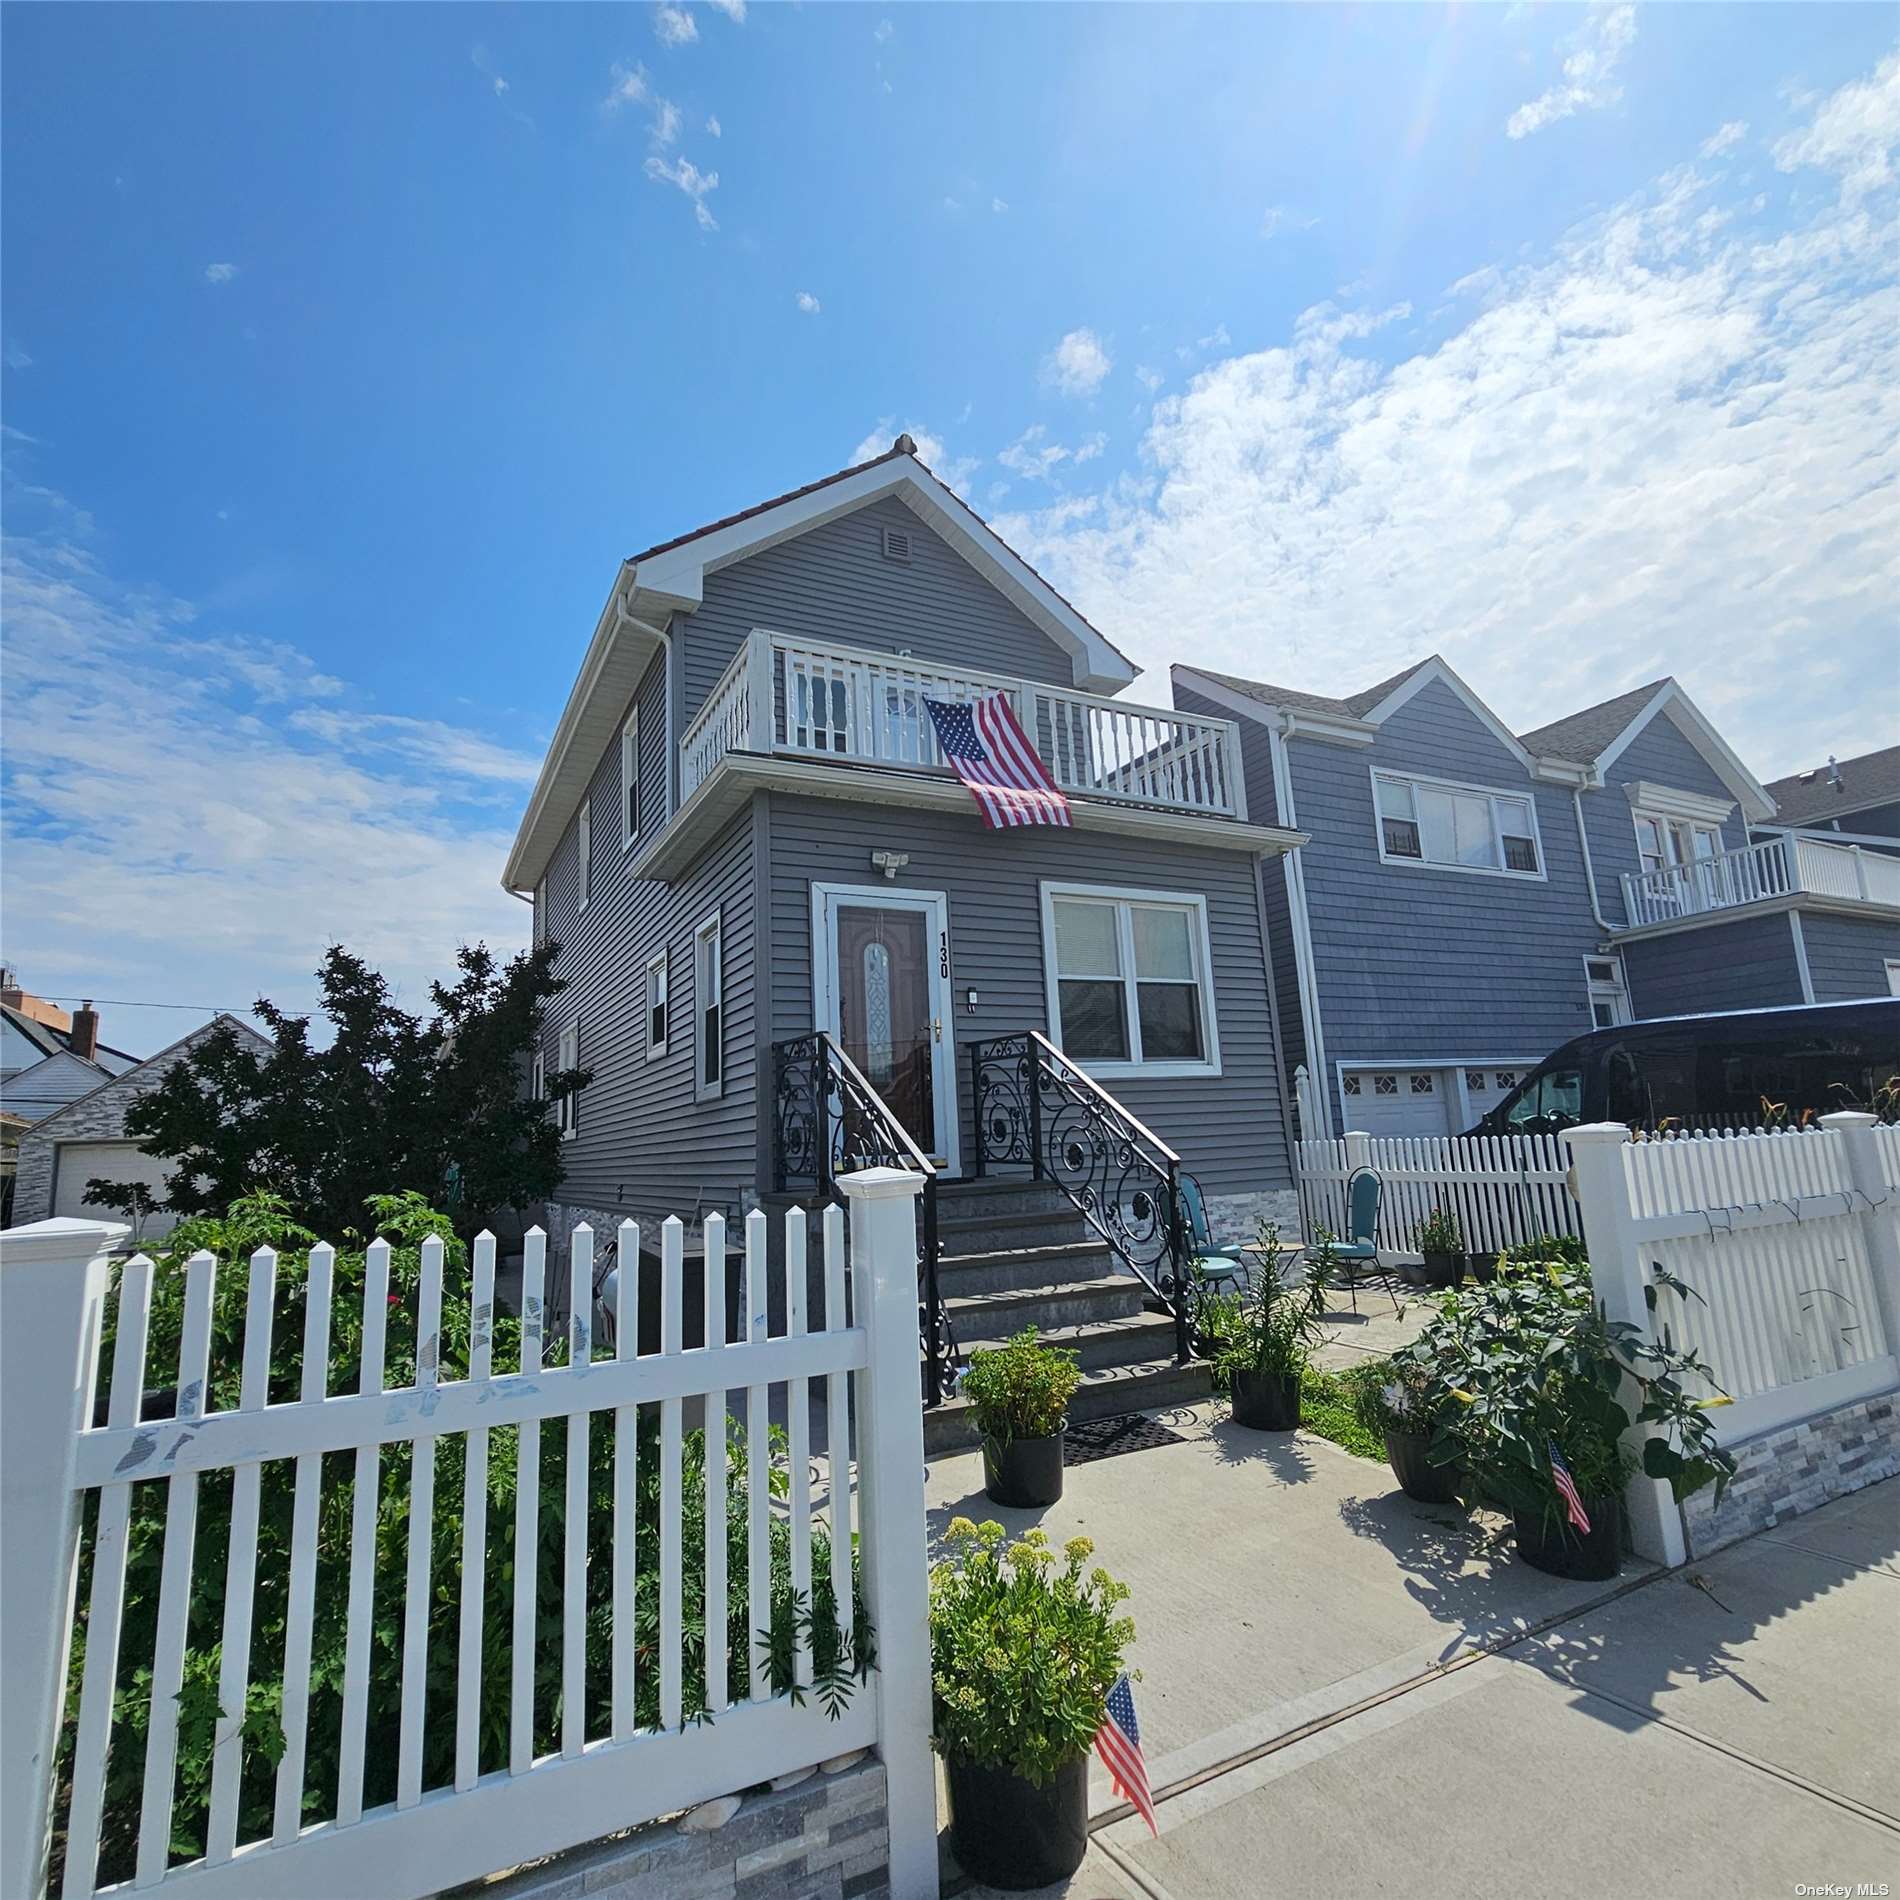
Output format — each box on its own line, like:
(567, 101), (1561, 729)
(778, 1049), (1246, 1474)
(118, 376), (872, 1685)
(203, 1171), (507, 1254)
(1340, 1356), (1440, 1440)
(961, 1327), (1080, 1447)
(1411, 1205), (1462, 1254)
(930, 1521), (1133, 1785)
(1204, 1225), (1330, 1385)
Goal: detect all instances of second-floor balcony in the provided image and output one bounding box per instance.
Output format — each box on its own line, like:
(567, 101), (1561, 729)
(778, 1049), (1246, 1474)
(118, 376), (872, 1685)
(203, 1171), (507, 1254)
(680, 627), (1248, 822)
(1620, 833), (1900, 928)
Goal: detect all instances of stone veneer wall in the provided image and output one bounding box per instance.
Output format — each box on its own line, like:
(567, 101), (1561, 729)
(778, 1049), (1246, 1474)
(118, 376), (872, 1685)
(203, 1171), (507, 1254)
(1682, 1390), (1899, 1558)
(1205, 1188), (1301, 1248)
(446, 1755), (889, 1900)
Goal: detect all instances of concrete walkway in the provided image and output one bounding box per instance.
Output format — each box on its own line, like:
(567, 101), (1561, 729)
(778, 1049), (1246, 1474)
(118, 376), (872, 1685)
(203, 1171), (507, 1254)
(929, 1404), (1899, 1900)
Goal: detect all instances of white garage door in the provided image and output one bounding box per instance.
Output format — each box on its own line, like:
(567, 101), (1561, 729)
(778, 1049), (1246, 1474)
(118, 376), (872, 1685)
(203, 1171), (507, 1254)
(53, 1141), (180, 1237)
(1340, 1068), (1457, 1138)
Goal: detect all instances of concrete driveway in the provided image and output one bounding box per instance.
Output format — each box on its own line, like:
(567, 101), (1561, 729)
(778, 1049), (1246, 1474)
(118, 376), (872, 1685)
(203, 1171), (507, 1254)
(928, 1405), (1899, 1900)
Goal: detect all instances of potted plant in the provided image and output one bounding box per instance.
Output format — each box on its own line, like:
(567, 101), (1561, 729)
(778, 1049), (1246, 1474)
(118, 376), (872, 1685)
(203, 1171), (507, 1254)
(1407, 1206), (1465, 1288)
(1417, 1252), (1736, 1580)
(963, 1327), (1081, 1508)
(1204, 1226), (1330, 1431)
(932, 1520), (1135, 1890)
(1343, 1356), (1461, 1504)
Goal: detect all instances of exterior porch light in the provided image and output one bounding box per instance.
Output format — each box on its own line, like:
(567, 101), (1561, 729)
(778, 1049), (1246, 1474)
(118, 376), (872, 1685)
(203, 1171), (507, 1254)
(965, 988), (979, 1014)
(871, 850), (910, 880)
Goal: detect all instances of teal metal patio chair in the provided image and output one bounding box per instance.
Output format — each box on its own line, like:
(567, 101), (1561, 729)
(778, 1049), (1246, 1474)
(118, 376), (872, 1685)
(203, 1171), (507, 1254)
(1325, 1167), (1402, 1315)
(1178, 1173), (1251, 1293)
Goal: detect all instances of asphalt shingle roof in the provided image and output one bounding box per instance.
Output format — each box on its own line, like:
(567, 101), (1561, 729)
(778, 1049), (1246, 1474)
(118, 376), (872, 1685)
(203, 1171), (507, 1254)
(1762, 743), (1900, 826)
(1516, 679), (1671, 763)
(1191, 656), (1440, 720)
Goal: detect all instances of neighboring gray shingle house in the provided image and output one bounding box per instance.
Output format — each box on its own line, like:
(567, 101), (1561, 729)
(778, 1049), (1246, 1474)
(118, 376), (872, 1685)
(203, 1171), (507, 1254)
(9, 1013), (273, 1236)
(1756, 744), (1900, 854)
(1, 985), (141, 1126)
(505, 438), (1306, 1250)
(1173, 661), (1900, 1139)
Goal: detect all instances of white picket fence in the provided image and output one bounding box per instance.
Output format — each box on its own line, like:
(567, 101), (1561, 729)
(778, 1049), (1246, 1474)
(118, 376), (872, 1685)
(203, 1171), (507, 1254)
(1296, 1130), (1579, 1258)
(1563, 1114), (1900, 1568)
(1, 1172), (938, 1900)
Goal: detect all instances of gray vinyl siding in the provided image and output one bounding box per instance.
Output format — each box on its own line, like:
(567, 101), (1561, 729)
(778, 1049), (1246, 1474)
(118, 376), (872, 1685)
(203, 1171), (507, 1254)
(1621, 914), (1803, 1018)
(763, 793), (1291, 1196)
(538, 647), (760, 1224)
(1287, 679), (1601, 1123)
(679, 495), (1077, 723)
(1589, 709), (1751, 926)
(1796, 910), (1900, 1001)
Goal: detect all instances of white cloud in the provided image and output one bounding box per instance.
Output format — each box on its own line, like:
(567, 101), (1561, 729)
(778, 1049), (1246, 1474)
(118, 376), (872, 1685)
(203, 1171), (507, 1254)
(203, 262), (240, 286)
(1260, 206), (1317, 240)
(874, 18), (894, 42)
(644, 154), (719, 229)
(1701, 120), (1748, 159)
(1773, 46), (1900, 201)
(1135, 365), (1164, 393)
(1041, 327), (1112, 398)
(4, 340), (32, 370)
(993, 50), (1900, 781)
(996, 425), (1106, 482)
(0, 515), (534, 1052)
(795, 290), (821, 315)
(992, 196), (1009, 214)
(706, 114), (722, 137)
(649, 98), (682, 146)
(653, 4), (698, 47)
(604, 62), (650, 108)
(849, 420), (978, 494)
(705, 0), (745, 18)
(1506, 4), (1637, 139)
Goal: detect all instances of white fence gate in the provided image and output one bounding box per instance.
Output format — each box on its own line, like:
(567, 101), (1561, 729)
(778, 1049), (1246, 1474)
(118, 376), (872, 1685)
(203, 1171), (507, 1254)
(1564, 1114), (1900, 1567)
(1, 1171), (938, 1900)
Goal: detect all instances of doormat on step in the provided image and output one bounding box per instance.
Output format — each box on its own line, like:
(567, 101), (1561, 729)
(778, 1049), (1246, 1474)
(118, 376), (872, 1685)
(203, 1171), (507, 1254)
(1063, 1414), (1186, 1465)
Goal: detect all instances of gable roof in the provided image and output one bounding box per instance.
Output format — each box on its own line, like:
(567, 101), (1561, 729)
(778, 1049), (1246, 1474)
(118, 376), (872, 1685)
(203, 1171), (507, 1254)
(0, 1002), (141, 1073)
(21, 1013), (273, 1142)
(1762, 743), (1900, 827)
(1517, 680), (1670, 763)
(1186, 656), (1438, 722)
(503, 438), (1138, 893)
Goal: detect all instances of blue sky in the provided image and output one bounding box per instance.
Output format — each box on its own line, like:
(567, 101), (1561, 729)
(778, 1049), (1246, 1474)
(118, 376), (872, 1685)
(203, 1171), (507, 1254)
(3, 4), (1896, 1055)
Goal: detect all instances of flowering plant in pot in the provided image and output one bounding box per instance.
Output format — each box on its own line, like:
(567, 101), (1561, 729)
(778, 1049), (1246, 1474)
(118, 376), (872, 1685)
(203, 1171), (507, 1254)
(1414, 1253), (1736, 1579)
(1407, 1205), (1465, 1288)
(931, 1520), (1135, 1891)
(1342, 1356), (1462, 1504)
(1202, 1226), (1331, 1431)
(963, 1327), (1081, 1508)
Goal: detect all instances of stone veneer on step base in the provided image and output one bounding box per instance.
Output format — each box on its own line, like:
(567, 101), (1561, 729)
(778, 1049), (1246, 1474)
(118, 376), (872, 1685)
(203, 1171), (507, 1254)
(443, 1755), (890, 1900)
(1682, 1391), (1898, 1558)
(1204, 1188), (1301, 1248)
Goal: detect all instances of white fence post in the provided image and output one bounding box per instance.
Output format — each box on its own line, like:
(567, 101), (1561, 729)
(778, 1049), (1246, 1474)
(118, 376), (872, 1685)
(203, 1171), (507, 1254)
(1560, 1125), (1688, 1568)
(838, 1167), (938, 1900)
(1, 1217), (126, 1900)
(1343, 1129), (1371, 1177)
(1821, 1111), (1900, 1363)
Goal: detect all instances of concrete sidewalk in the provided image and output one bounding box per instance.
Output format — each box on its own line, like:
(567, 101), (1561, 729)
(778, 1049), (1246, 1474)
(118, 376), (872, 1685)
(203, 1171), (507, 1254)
(930, 1408), (1899, 1900)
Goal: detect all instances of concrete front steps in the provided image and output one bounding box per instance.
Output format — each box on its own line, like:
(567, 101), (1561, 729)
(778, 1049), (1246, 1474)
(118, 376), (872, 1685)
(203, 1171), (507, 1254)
(922, 1177), (1211, 1457)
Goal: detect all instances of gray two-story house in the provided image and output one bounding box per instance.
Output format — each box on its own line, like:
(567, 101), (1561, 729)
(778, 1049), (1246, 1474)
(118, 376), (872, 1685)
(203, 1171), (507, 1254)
(504, 438), (1305, 1422)
(1172, 661), (1900, 1140)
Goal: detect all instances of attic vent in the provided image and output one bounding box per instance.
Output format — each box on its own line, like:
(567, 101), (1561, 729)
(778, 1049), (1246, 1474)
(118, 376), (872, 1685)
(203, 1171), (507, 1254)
(881, 525), (913, 564)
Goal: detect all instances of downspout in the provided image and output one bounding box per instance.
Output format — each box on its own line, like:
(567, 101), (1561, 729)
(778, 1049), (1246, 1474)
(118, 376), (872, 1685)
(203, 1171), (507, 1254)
(1572, 787), (1616, 936)
(1270, 714), (1334, 1141)
(616, 593), (678, 823)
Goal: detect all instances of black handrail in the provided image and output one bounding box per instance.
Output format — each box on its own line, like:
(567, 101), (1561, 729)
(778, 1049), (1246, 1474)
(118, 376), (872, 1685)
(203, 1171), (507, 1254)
(772, 1031), (959, 1406)
(968, 1031), (1192, 1364)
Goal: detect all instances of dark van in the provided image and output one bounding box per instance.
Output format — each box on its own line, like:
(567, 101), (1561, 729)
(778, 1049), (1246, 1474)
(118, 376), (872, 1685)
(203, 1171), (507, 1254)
(1469, 999), (1900, 1137)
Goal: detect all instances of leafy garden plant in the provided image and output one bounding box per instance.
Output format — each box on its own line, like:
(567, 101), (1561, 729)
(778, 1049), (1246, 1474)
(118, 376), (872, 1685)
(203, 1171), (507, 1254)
(961, 1327), (1081, 1447)
(1412, 1205), (1463, 1255)
(1202, 1224), (1331, 1386)
(56, 1192), (869, 1889)
(929, 1521), (1134, 1786)
(1341, 1355), (1446, 1442)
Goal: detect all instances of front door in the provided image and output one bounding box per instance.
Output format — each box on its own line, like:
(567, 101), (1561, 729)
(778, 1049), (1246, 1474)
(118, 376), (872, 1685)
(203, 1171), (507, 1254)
(813, 885), (958, 1172)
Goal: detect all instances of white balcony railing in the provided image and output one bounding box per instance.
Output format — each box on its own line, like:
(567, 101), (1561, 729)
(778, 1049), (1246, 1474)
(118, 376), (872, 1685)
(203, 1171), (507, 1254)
(681, 629), (1247, 820)
(1620, 833), (1900, 926)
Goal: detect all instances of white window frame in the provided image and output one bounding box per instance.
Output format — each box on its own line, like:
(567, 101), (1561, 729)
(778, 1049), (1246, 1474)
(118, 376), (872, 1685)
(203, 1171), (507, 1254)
(621, 707), (641, 851)
(645, 948), (669, 1059)
(576, 799), (593, 914)
(1038, 882), (1221, 1079)
(530, 1047), (545, 1106)
(1885, 958), (1900, 999)
(693, 910), (723, 1101)
(1369, 767), (1547, 881)
(1584, 954), (1631, 1029)
(555, 1022), (579, 1140)
(1631, 807), (1724, 876)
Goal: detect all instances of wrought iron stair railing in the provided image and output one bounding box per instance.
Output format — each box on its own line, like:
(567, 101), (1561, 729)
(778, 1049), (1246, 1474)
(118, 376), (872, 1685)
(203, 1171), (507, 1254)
(968, 1031), (1193, 1364)
(771, 1031), (960, 1406)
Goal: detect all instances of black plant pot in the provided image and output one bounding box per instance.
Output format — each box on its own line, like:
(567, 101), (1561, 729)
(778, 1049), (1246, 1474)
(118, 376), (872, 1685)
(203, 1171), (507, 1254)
(1513, 1497), (1622, 1581)
(1385, 1428), (1461, 1504)
(1419, 1250), (1465, 1289)
(1230, 1366), (1301, 1431)
(983, 1429), (1066, 1508)
(945, 1751), (1089, 1891)
(1467, 1252), (1501, 1284)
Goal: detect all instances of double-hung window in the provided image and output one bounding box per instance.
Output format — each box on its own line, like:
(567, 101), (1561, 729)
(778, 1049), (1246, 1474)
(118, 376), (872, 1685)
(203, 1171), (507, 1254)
(555, 1022), (580, 1139)
(621, 707), (641, 849)
(1374, 772), (1542, 877)
(694, 912), (723, 1099)
(1042, 884), (1219, 1076)
(576, 799), (593, 913)
(1584, 955), (1631, 1028)
(645, 948), (669, 1058)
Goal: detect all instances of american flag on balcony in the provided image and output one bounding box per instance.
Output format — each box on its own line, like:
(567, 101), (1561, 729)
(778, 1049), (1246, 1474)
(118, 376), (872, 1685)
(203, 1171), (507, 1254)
(922, 693), (1072, 830)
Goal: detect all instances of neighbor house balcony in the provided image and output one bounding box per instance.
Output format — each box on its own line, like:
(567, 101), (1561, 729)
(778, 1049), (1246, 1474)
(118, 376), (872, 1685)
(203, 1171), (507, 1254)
(1620, 833), (1900, 929)
(680, 627), (1249, 822)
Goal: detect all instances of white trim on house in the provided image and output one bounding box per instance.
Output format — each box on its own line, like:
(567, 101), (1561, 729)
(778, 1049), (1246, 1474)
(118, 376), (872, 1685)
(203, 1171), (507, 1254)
(1583, 952), (1631, 1027)
(1788, 911), (1817, 1005)
(1611, 888), (1900, 942)
(693, 910), (724, 1102)
(1592, 682), (1776, 823)
(1267, 717), (1333, 1140)
(1038, 881), (1222, 1081)
(1885, 958), (1900, 997)
(576, 799), (593, 914)
(530, 1048), (545, 1105)
(556, 1022), (580, 1139)
(645, 949), (669, 1059)
(1369, 764), (1548, 882)
(621, 705), (642, 851)
(1621, 779), (1735, 827)
(810, 882), (960, 1174)
(1358, 656), (1539, 774)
